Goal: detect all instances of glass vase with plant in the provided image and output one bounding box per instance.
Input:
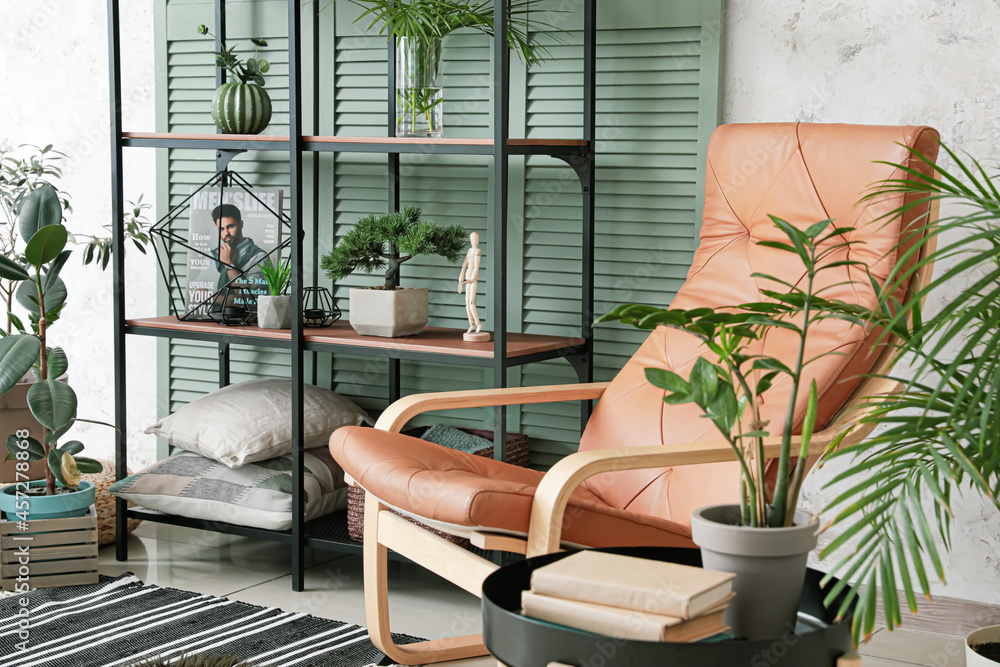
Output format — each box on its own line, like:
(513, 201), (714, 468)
(325, 0), (564, 137)
(0, 184), (105, 507)
(197, 24), (272, 134)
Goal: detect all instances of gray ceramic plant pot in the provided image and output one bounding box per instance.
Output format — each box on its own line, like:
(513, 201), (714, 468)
(690, 504), (819, 639)
(967, 626), (1000, 666)
(349, 287), (428, 337)
(257, 295), (292, 329)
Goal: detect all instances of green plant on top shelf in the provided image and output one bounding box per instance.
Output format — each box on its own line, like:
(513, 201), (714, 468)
(197, 24), (270, 86)
(259, 256), (291, 296)
(324, 0), (564, 66)
(0, 184), (106, 495)
(321, 205), (465, 290)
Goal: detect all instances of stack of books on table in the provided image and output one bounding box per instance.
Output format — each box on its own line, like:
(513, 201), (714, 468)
(521, 551), (735, 643)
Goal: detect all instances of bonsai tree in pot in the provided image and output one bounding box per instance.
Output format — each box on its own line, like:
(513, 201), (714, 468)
(321, 205), (465, 337)
(597, 217), (877, 639)
(0, 184), (103, 519)
(257, 256), (291, 330)
(816, 144), (1000, 656)
(197, 24), (272, 135)
(323, 0), (565, 136)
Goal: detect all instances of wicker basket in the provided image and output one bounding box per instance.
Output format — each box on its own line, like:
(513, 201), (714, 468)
(347, 428), (530, 546)
(82, 459), (142, 546)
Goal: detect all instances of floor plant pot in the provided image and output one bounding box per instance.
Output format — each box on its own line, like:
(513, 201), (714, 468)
(690, 504), (819, 639)
(211, 82), (272, 134)
(0, 480), (96, 521)
(349, 287), (428, 338)
(396, 36), (443, 137)
(967, 626), (1000, 665)
(257, 294), (291, 329)
(0, 380), (51, 483)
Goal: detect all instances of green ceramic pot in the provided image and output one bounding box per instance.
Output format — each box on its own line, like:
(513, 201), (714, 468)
(0, 480), (95, 521)
(211, 82), (272, 135)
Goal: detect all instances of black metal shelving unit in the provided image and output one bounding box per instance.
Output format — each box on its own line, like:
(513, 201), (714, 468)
(108, 0), (596, 591)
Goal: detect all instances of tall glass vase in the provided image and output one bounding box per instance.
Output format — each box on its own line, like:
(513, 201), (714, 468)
(396, 36), (443, 138)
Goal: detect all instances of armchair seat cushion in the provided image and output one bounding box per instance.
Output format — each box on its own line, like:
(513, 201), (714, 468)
(331, 426), (695, 549)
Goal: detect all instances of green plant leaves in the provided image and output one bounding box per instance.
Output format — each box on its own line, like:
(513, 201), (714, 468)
(0, 255), (28, 282)
(73, 456), (103, 474)
(0, 334), (41, 395)
(47, 448), (67, 486)
(26, 379), (77, 437)
(18, 183), (62, 242)
(24, 223), (68, 267)
(17, 275), (65, 315)
(5, 434), (43, 461)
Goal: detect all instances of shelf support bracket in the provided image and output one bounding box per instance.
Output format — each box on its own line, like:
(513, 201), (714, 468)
(217, 149), (245, 173)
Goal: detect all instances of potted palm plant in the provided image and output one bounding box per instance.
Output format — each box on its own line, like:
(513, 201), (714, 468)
(325, 0), (564, 137)
(321, 205), (465, 337)
(813, 144), (1000, 656)
(257, 256), (291, 329)
(0, 184), (103, 520)
(197, 24), (272, 135)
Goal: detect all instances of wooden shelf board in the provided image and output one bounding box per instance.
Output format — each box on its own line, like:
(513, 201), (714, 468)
(122, 132), (588, 147)
(126, 316), (585, 359)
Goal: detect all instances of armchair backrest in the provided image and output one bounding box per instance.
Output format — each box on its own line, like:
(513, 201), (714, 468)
(579, 123), (940, 524)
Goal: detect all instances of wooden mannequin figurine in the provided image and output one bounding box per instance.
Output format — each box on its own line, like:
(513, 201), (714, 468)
(459, 232), (490, 342)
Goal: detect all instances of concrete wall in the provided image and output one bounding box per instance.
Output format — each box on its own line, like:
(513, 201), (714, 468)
(724, 1), (1000, 605)
(0, 0), (997, 603)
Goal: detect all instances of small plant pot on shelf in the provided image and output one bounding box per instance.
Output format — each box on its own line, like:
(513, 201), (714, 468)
(349, 287), (428, 338)
(257, 294), (292, 329)
(690, 504), (819, 640)
(0, 480), (97, 521)
(211, 82), (272, 134)
(968, 626), (1000, 665)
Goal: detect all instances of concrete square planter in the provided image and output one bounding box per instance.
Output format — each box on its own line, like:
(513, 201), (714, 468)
(349, 287), (428, 337)
(257, 295), (292, 329)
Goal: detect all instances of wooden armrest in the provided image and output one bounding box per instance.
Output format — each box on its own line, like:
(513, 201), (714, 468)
(374, 382), (611, 433)
(525, 432), (835, 557)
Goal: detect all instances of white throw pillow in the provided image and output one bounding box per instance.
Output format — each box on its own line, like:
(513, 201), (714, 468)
(144, 378), (372, 468)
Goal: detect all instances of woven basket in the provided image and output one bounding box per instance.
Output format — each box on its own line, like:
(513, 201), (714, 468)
(347, 428), (530, 546)
(82, 459), (142, 546)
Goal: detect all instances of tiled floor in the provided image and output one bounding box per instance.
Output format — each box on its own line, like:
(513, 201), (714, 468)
(99, 522), (970, 666)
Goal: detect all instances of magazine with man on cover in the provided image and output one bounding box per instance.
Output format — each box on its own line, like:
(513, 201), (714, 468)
(184, 185), (284, 319)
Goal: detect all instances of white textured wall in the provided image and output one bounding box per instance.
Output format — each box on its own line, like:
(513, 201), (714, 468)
(1, 0), (997, 604)
(723, 1), (1000, 604)
(0, 2), (159, 472)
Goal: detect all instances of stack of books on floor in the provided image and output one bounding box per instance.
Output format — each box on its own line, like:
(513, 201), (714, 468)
(521, 551), (735, 642)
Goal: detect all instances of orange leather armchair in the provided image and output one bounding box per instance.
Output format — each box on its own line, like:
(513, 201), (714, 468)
(330, 123), (940, 665)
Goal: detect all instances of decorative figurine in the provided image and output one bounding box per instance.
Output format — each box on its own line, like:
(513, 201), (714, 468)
(458, 232), (490, 342)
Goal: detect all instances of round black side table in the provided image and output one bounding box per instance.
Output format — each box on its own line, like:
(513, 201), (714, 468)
(482, 546), (855, 667)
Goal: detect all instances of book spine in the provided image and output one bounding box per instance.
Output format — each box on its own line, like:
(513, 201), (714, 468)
(530, 572), (688, 618)
(521, 592), (664, 642)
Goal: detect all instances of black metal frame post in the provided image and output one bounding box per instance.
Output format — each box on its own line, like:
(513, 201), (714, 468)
(288, 0), (306, 591)
(580, 0), (597, 425)
(492, 0), (510, 462)
(387, 35), (402, 404)
(108, 0), (128, 562)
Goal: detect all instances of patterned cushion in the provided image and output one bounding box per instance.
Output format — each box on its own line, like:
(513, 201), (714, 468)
(109, 449), (348, 530)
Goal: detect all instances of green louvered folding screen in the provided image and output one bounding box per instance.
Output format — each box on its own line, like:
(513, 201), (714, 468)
(155, 0), (723, 466)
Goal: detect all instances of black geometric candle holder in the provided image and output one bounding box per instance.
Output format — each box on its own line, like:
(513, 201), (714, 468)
(302, 286), (342, 327)
(208, 280), (258, 326)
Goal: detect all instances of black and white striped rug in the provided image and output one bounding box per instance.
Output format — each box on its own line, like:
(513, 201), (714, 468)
(0, 574), (423, 666)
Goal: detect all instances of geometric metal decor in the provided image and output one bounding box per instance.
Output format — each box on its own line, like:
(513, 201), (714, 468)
(302, 286), (342, 327)
(149, 169), (291, 321)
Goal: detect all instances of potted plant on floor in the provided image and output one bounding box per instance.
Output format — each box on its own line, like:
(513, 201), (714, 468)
(598, 217), (876, 639)
(321, 205), (465, 337)
(0, 144), (73, 485)
(324, 0), (564, 137)
(257, 256), (291, 329)
(0, 184), (103, 520)
(197, 24), (272, 135)
(815, 144), (1000, 655)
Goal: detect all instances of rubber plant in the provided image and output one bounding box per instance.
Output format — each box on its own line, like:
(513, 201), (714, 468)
(597, 218), (874, 529)
(0, 184), (103, 495)
(817, 142), (1000, 642)
(321, 205), (465, 290)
